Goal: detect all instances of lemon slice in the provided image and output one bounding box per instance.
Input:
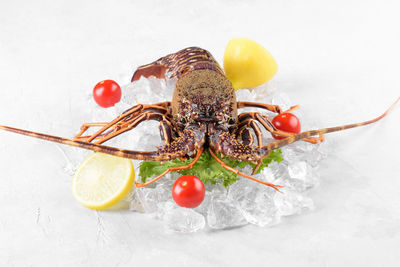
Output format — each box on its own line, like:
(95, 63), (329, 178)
(72, 153), (135, 210)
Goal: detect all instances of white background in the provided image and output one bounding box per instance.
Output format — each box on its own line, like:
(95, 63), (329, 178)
(1, 0), (400, 266)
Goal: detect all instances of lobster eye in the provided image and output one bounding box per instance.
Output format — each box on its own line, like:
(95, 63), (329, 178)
(228, 118), (236, 125)
(180, 117), (187, 124)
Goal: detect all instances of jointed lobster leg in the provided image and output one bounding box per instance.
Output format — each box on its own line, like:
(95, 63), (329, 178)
(237, 119), (263, 148)
(75, 123), (109, 140)
(74, 112), (172, 144)
(258, 113), (324, 144)
(121, 101), (171, 115)
(159, 119), (174, 145)
(89, 103), (170, 141)
(239, 128), (254, 146)
(239, 112), (324, 144)
(135, 147), (204, 188)
(284, 105), (300, 113)
(236, 118), (265, 173)
(75, 102), (171, 143)
(237, 101), (301, 114)
(208, 148), (282, 192)
(237, 101), (283, 114)
(92, 112), (171, 145)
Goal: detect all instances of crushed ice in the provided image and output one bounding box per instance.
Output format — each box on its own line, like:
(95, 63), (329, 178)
(58, 77), (331, 233)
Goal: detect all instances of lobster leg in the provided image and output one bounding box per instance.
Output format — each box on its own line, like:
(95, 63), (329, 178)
(75, 103), (169, 141)
(257, 113), (324, 144)
(249, 120), (264, 174)
(239, 128), (254, 146)
(158, 119), (174, 145)
(236, 118), (266, 173)
(75, 112), (172, 144)
(237, 101), (301, 114)
(210, 131), (284, 190)
(208, 148), (282, 192)
(90, 112), (171, 145)
(237, 101), (283, 114)
(77, 102), (171, 143)
(237, 119), (263, 148)
(135, 147), (204, 188)
(239, 112), (324, 144)
(75, 123), (109, 140)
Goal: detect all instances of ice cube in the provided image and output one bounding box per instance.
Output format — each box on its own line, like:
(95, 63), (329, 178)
(129, 190), (144, 212)
(163, 207), (206, 233)
(193, 191), (212, 216)
(132, 187), (159, 213)
(235, 88), (253, 102)
(207, 196), (247, 229)
(266, 161), (290, 181)
(287, 161), (319, 190)
(281, 138), (329, 167)
(274, 188), (314, 216)
(287, 161), (308, 180)
(131, 173), (176, 213)
(271, 92), (293, 111)
(121, 77), (176, 106)
(155, 201), (176, 219)
(229, 179), (279, 227)
(154, 174), (175, 202)
(251, 82), (278, 99)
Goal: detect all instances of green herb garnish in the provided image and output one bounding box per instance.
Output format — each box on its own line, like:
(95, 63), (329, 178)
(139, 149), (283, 187)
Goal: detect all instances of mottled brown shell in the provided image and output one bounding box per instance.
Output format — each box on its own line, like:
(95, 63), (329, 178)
(172, 69), (237, 122)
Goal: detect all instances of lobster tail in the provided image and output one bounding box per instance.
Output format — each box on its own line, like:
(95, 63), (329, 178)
(131, 47), (224, 82)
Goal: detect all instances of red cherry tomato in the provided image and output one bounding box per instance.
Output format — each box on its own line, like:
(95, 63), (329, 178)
(93, 80), (121, 108)
(271, 113), (301, 140)
(172, 175), (205, 208)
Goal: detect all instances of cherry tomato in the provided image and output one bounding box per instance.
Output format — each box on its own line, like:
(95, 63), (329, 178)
(271, 112), (301, 140)
(172, 175), (205, 208)
(93, 80), (121, 108)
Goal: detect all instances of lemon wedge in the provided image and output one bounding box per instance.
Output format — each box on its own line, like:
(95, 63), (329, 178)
(224, 38), (278, 90)
(72, 153), (135, 210)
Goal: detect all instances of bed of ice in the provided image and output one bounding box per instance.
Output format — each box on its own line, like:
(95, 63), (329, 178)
(59, 77), (331, 233)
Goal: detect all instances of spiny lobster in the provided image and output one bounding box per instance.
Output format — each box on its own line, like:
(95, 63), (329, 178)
(0, 47), (398, 191)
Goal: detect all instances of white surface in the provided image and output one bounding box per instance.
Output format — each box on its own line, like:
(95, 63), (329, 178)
(1, 0), (400, 266)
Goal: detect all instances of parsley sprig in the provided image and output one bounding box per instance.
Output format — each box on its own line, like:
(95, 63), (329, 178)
(139, 149), (283, 187)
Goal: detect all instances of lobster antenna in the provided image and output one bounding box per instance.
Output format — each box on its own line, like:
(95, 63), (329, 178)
(0, 125), (162, 161)
(266, 97), (400, 151)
